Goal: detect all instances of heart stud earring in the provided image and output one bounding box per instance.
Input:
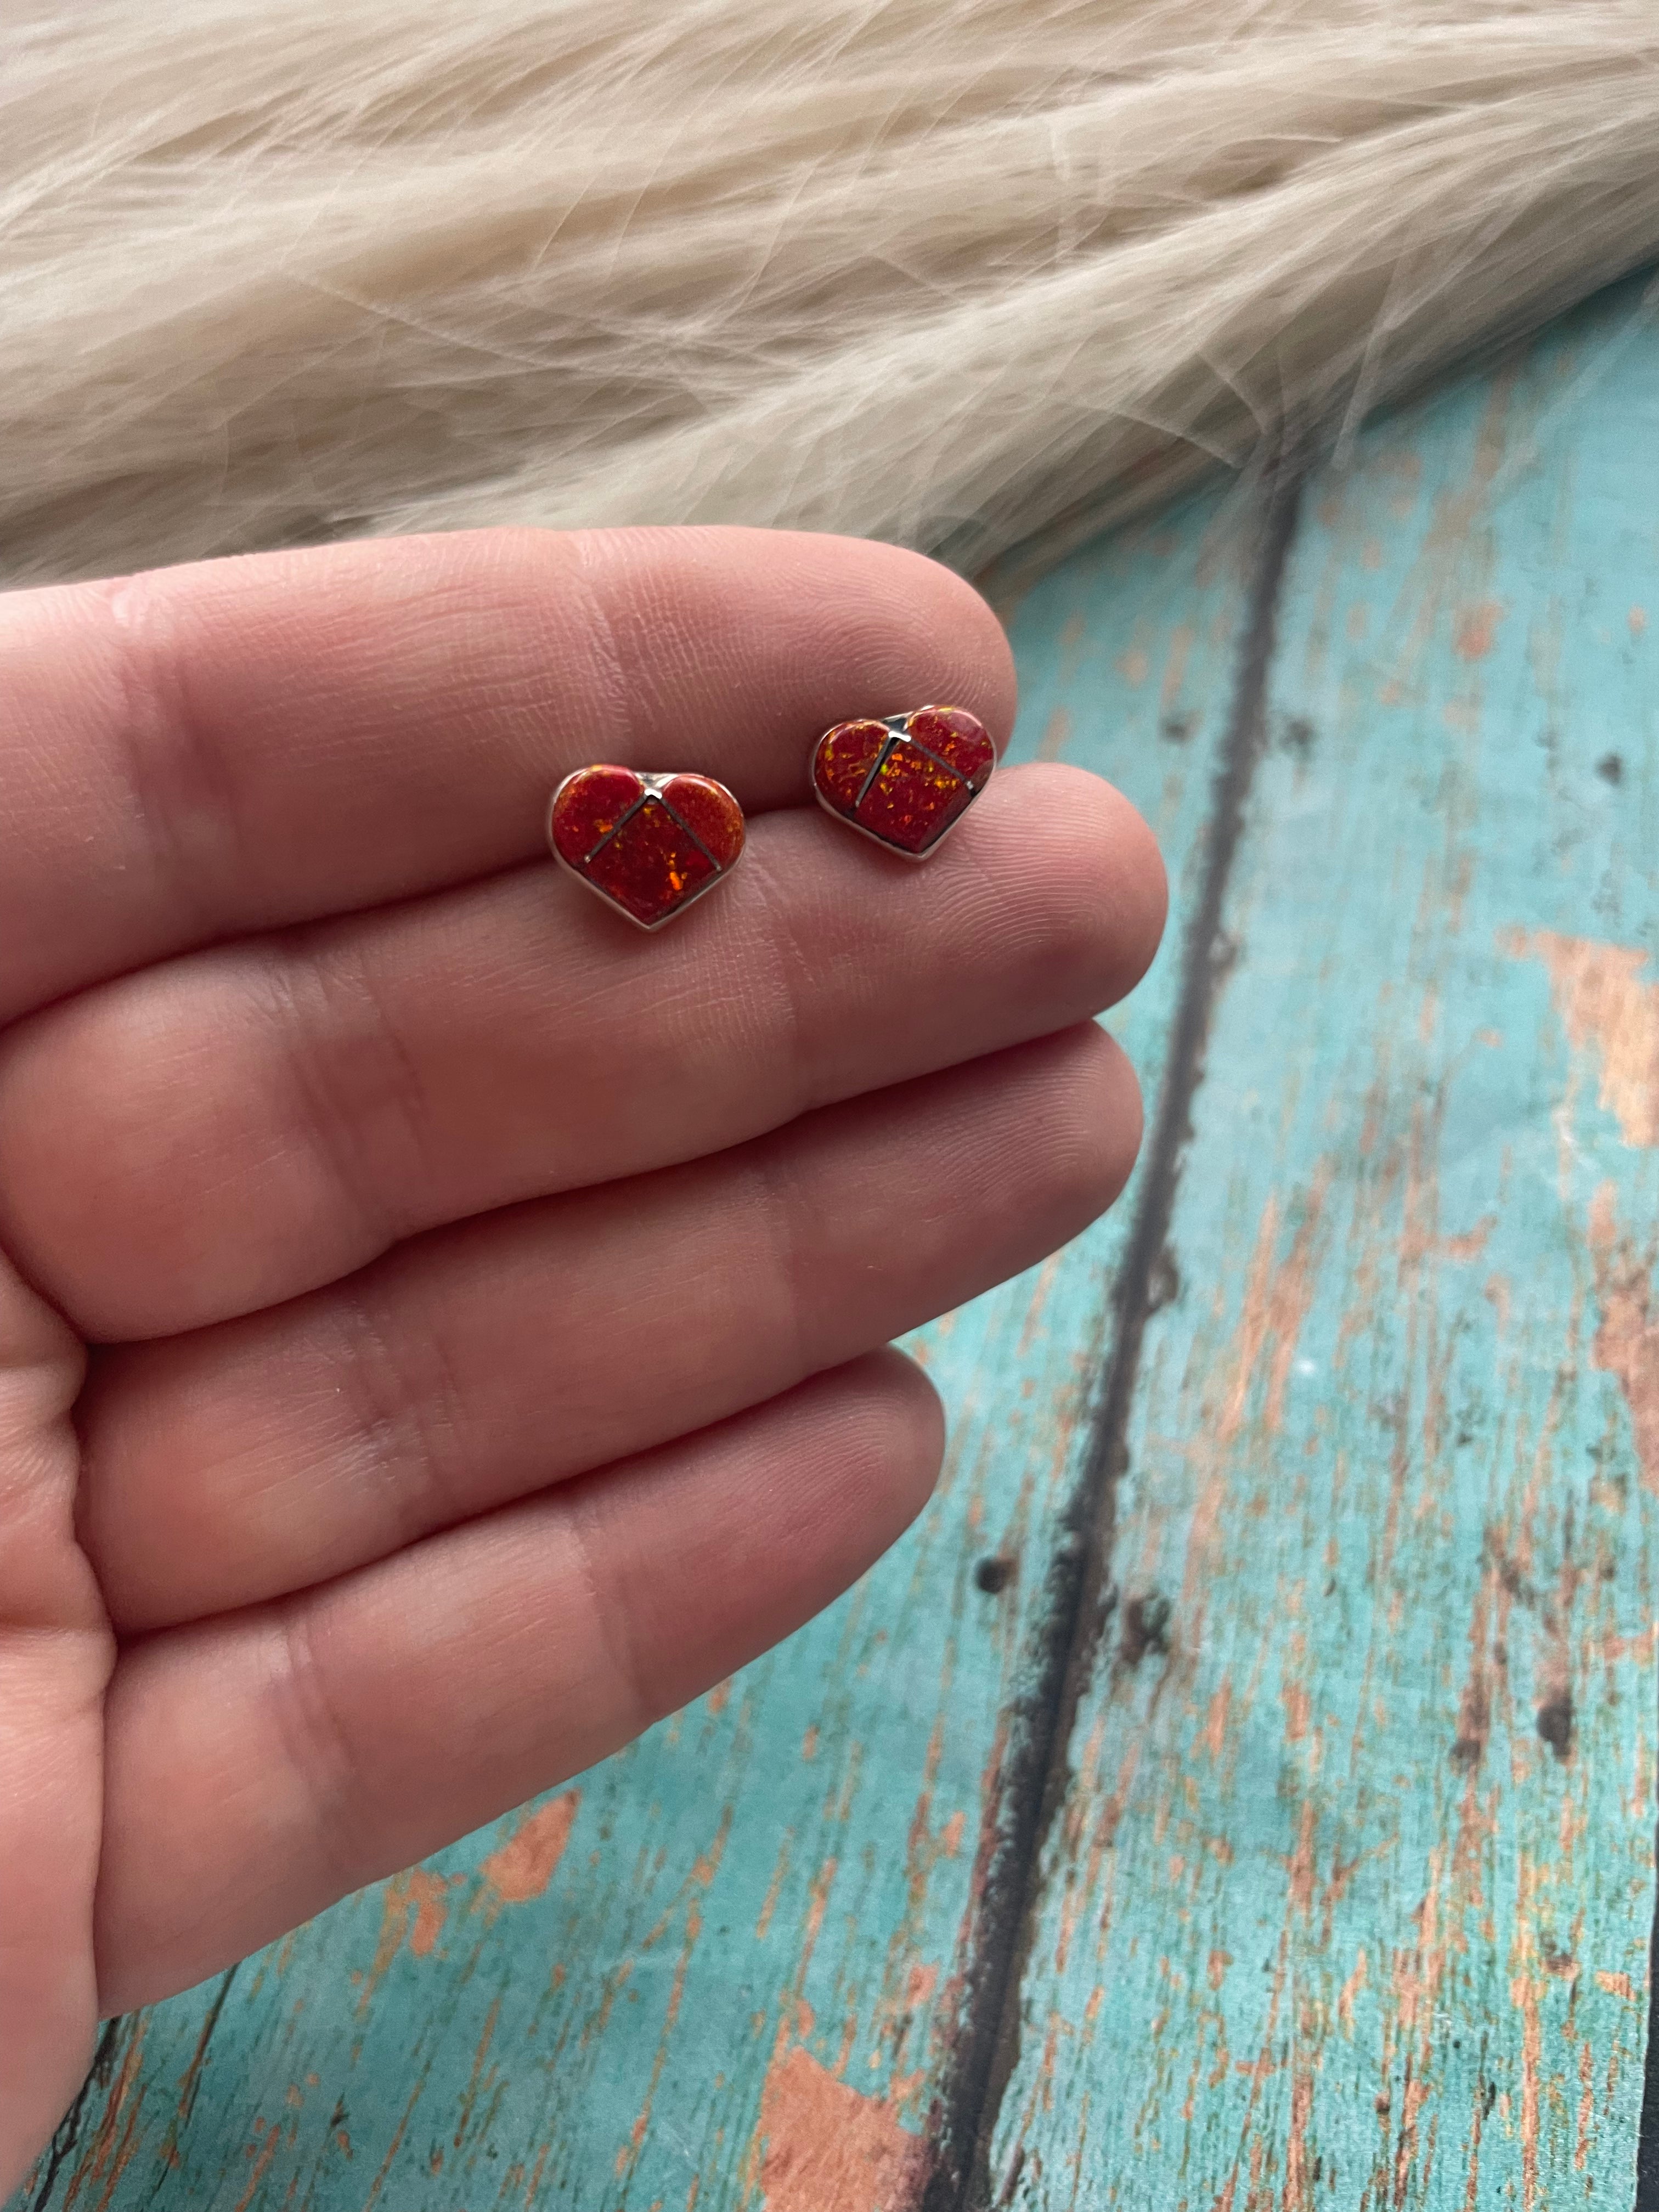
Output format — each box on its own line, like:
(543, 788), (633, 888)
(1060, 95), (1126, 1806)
(811, 706), (994, 859)
(549, 765), (744, 929)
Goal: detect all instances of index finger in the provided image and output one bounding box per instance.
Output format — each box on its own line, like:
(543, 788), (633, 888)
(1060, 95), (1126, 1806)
(0, 528), (1014, 1023)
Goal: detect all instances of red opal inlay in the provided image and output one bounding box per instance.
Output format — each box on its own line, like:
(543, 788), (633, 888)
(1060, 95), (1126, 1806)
(811, 705), (994, 857)
(549, 766), (745, 928)
(656, 774), (746, 870)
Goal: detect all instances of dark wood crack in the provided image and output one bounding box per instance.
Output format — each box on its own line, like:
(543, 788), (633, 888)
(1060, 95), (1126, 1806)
(920, 456), (1305, 2210)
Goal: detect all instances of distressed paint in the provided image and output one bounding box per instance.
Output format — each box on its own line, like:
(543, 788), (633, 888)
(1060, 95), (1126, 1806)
(1504, 931), (1659, 1150)
(12, 490), (1256, 2209)
(989, 281), (1659, 2207)
(754, 2040), (928, 2211)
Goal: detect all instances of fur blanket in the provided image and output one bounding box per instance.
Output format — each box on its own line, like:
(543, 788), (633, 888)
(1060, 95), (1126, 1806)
(7, 0), (1658, 582)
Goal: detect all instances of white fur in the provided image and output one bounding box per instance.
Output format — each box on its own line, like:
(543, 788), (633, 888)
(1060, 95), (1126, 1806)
(5, 0), (1658, 580)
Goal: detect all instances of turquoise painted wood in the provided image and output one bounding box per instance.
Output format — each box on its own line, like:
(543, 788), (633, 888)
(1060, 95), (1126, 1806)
(992, 285), (1659, 2207)
(14, 280), (1659, 2211)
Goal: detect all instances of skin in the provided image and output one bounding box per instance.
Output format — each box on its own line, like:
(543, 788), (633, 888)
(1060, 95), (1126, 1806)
(0, 526), (1166, 2191)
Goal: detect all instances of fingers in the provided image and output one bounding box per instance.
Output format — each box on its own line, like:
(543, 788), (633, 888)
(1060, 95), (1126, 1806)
(94, 1353), (942, 2015)
(0, 529), (1014, 1024)
(82, 1026), (1141, 1633)
(0, 765), (1166, 1338)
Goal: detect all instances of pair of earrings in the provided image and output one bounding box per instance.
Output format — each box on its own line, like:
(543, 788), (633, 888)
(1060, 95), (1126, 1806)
(547, 705), (994, 932)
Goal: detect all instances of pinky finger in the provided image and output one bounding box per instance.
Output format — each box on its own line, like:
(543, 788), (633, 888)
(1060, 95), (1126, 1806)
(94, 1352), (944, 2015)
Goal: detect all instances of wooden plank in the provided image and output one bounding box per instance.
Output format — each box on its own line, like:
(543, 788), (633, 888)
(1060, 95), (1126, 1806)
(13, 495), (1260, 2211)
(988, 279), (1659, 2208)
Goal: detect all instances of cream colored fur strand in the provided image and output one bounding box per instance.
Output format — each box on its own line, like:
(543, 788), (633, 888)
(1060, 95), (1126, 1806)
(4, 0), (1658, 582)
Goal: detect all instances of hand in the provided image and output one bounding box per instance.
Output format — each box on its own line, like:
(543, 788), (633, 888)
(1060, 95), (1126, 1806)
(0, 528), (1164, 2188)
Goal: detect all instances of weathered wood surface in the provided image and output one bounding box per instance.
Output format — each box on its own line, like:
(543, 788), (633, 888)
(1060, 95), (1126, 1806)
(986, 286), (1659, 2209)
(14, 279), (1659, 2211)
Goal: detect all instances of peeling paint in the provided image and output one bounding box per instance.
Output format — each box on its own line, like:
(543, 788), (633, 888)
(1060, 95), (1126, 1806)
(1588, 1183), (1659, 1495)
(478, 1791), (582, 1906)
(1504, 928), (1659, 1148)
(1454, 600), (1504, 659)
(753, 2046), (928, 2212)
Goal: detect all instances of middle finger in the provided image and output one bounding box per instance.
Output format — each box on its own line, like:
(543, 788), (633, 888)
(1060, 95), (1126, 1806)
(0, 764), (1163, 1338)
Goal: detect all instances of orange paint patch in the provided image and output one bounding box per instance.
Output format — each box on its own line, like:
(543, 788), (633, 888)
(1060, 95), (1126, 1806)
(755, 2046), (929, 2212)
(904, 1961), (939, 2011)
(1453, 600), (1504, 659)
(1218, 1176), (1329, 1447)
(1441, 1215), (1496, 1264)
(358, 1866), (454, 2011)
(1338, 1949), (1368, 2034)
(1160, 624), (1194, 711)
(404, 1869), (449, 1957)
(1283, 2062), (1316, 2211)
(1510, 1959), (1543, 2212)
(1201, 1678), (1232, 1762)
(1280, 1679), (1312, 1743)
(1504, 927), (1659, 1147)
(1037, 704), (1072, 760)
(1587, 1185), (1659, 1496)
(1577, 2038), (1595, 2172)
(480, 1790), (580, 1905)
(1596, 1970), (1638, 2000)
(1284, 1798), (1318, 1917)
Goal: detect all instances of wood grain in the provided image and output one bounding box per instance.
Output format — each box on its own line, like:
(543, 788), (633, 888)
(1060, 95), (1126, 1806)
(14, 279), (1658, 2212)
(986, 282), (1659, 2209)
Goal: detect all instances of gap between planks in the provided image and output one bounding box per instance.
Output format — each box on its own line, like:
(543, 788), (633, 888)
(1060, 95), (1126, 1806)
(921, 456), (1305, 2212)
